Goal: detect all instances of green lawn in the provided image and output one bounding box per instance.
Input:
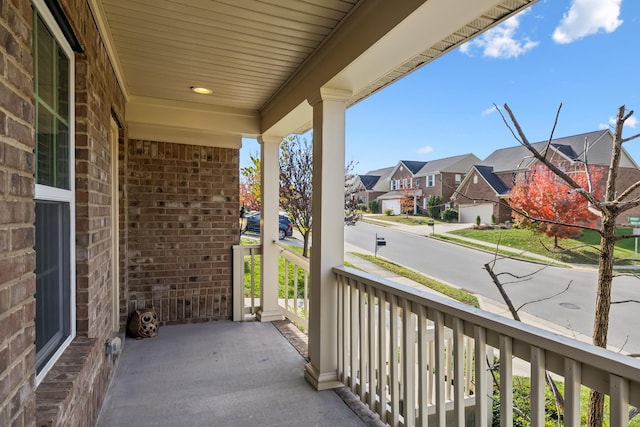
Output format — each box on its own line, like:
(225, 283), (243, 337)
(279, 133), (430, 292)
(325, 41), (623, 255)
(351, 253), (479, 308)
(448, 227), (640, 265)
(364, 214), (438, 226)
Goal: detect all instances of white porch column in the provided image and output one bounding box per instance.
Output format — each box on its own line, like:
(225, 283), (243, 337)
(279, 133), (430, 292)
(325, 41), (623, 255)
(257, 135), (284, 322)
(304, 87), (351, 390)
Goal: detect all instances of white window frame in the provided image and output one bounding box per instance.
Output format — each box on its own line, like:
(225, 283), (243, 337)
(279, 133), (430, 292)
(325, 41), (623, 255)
(33, 0), (76, 386)
(427, 175), (435, 187)
(455, 174), (462, 185)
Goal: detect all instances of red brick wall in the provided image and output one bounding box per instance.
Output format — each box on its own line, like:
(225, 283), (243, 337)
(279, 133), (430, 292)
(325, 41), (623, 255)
(0, 1), (36, 426)
(126, 141), (239, 323)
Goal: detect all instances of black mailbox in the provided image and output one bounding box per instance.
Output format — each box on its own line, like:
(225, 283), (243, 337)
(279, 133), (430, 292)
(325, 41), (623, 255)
(376, 237), (386, 246)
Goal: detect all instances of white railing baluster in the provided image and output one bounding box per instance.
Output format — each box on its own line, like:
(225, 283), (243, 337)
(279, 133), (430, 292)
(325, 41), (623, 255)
(377, 288), (388, 423)
(350, 278), (359, 393)
(390, 295), (400, 427)
(337, 273), (345, 382)
(368, 284), (377, 412)
(417, 306), (428, 427)
(402, 299), (416, 427)
(434, 310), (445, 427)
(283, 259), (289, 312)
(474, 326), (488, 427)
(499, 336), (513, 427)
(453, 317), (465, 426)
(564, 358), (581, 427)
(293, 263), (299, 314)
(530, 346), (545, 427)
(609, 374), (629, 427)
(359, 281), (367, 401)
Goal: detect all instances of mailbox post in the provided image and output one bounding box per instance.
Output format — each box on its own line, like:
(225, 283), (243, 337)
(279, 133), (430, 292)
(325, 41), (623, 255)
(375, 233), (386, 257)
(630, 217), (640, 268)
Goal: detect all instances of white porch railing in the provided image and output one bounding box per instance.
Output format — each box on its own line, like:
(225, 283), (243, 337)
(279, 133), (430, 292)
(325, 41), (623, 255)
(232, 243), (310, 328)
(334, 265), (640, 427)
(276, 243), (310, 330)
(233, 246), (640, 425)
(232, 244), (262, 321)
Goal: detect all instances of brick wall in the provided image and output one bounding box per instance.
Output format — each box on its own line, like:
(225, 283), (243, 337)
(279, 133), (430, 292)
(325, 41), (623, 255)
(29, 0), (126, 425)
(0, 1), (37, 426)
(126, 141), (239, 323)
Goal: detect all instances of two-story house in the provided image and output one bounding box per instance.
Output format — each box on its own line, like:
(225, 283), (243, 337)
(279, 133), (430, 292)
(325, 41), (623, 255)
(414, 153), (480, 210)
(376, 154), (479, 215)
(378, 160), (427, 214)
(453, 130), (640, 224)
(347, 166), (394, 210)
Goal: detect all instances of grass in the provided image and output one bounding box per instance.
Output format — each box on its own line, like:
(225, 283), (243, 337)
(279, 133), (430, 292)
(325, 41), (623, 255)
(364, 214), (439, 226)
(448, 227), (640, 266)
(351, 253), (480, 308)
(493, 374), (640, 426)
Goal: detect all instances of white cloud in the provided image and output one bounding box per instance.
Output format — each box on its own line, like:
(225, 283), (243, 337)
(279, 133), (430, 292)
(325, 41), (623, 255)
(482, 106), (499, 116)
(460, 10), (539, 59)
(608, 115), (639, 128)
(417, 146), (434, 155)
(553, 0), (623, 44)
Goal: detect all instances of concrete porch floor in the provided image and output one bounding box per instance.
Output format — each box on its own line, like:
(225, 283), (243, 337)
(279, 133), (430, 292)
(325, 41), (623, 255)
(97, 320), (370, 427)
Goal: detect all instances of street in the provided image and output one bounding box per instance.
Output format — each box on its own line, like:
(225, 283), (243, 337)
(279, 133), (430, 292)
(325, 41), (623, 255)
(344, 221), (640, 355)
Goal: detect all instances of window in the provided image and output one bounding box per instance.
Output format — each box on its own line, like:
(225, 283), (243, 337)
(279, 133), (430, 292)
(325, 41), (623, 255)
(33, 1), (75, 382)
(473, 175), (478, 184)
(391, 180), (397, 191)
(455, 174), (462, 185)
(427, 175), (435, 187)
(415, 179), (420, 187)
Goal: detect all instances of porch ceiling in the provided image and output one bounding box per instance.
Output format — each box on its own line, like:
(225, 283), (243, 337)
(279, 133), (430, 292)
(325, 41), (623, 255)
(89, 0), (535, 146)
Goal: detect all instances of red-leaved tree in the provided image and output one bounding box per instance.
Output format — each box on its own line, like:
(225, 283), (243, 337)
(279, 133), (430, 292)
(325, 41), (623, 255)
(510, 163), (605, 248)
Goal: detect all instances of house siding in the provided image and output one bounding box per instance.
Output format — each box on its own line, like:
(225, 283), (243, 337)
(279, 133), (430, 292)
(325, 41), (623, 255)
(126, 141), (238, 323)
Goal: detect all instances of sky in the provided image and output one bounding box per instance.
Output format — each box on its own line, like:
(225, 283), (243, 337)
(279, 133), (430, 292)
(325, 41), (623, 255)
(241, 0), (640, 176)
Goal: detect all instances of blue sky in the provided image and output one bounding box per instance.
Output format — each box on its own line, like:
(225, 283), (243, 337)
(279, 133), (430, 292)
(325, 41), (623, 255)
(241, 0), (640, 175)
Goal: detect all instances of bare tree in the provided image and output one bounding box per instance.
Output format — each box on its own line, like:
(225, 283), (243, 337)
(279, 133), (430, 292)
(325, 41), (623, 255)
(497, 104), (640, 425)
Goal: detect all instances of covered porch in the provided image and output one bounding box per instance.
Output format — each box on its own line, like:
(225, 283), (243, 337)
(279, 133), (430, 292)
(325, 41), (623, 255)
(7, 0), (640, 426)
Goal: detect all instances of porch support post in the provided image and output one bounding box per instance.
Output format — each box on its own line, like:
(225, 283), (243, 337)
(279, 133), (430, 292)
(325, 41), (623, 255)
(304, 87), (351, 390)
(257, 135), (284, 322)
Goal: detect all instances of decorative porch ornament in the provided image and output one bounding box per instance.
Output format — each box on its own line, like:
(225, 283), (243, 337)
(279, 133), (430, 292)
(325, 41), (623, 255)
(127, 308), (159, 339)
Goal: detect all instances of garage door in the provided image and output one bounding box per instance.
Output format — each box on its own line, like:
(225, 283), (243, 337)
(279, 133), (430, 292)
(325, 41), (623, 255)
(381, 199), (401, 215)
(459, 203), (493, 223)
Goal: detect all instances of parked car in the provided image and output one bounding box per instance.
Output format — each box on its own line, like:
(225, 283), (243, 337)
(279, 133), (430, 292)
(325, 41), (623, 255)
(242, 212), (293, 240)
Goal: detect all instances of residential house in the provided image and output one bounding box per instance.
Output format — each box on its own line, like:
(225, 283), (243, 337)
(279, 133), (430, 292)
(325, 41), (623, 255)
(375, 154), (479, 215)
(5, 1), (638, 427)
(379, 160), (427, 214)
(347, 166), (394, 210)
(453, 130), (640, 224)
(415, 153), (480, 210)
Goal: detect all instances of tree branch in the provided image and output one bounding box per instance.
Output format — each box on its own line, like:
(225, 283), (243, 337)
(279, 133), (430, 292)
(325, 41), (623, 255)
(501, 104), (606, 213)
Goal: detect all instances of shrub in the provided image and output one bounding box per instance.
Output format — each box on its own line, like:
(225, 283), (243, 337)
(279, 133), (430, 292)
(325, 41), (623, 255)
(441, 208), (458, 222)
(491, 213), (496, 224)
(384, 208), (394, 216)
(355, 203), (368, 212)
(369, 200), (379, 213)
(476, 215), (481, 226)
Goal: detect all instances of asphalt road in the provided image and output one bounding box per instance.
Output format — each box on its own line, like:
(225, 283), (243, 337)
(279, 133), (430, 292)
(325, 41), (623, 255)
(344, 221), (640, 355)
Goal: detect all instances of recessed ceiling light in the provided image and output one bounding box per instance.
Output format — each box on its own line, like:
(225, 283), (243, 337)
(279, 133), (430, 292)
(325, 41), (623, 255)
(190, 86), (212, 95)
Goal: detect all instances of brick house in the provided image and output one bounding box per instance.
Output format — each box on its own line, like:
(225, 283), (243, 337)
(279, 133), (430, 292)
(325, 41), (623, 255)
(453, 130), (640, 224)
(414, 153), (480, 210)
(347, 166), (394, 210)
(376, 154), (479, 215)
(379, 160), (427, 214)
(0, 1), (541, 426)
